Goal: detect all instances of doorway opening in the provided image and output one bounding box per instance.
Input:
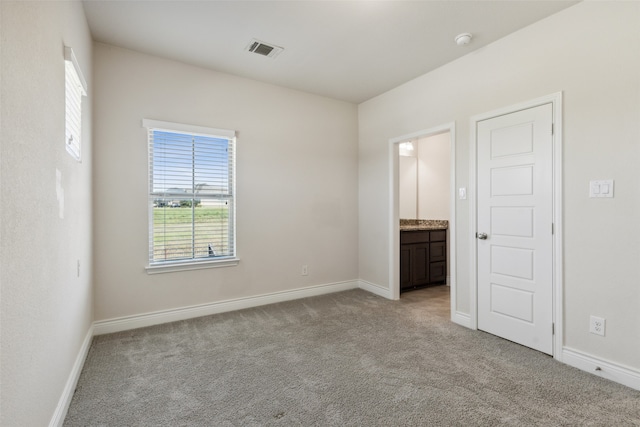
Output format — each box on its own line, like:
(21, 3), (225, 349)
(389, 123), (457, 322)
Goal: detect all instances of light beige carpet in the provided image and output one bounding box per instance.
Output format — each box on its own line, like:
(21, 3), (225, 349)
(64, 287), (640, 426)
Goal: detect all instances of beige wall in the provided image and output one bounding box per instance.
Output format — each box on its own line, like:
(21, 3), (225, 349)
(0, 1), (94, 425)
(359, 1), (640, 369)
(399, 155), (417, 218)
(93, 43), (359, 321)
(399, 133), (450, 220)
(417, 133), (450, 220)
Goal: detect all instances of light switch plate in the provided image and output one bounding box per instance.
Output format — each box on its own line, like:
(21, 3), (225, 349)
(589, 180), (614, 198)
(458, 188), (467, 200)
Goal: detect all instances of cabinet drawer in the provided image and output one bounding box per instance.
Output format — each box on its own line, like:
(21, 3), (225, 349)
(400, 230), (430, 244)
(430, 241), (446, 262)
(430, 261), (447, 283)
(430, 230), (446, 242)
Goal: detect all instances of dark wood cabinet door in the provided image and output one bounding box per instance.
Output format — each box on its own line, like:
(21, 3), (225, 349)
(412, 243), (430, 286)
(400, 246), (412, 290)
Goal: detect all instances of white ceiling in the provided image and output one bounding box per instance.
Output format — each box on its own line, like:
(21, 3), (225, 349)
(83, 0), (578, 104)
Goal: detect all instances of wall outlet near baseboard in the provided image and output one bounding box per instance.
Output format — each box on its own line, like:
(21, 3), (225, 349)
(589, 316), (605, 336)
(301, 265), (308, 276)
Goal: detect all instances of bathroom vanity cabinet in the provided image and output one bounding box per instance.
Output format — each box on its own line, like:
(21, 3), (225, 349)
(400, 229), (447, 292)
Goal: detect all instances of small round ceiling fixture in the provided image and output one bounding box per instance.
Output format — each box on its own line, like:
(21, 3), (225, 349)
(455, 33), (473, 46)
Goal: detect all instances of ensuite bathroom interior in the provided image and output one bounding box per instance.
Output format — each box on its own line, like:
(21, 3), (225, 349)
(399, 132), (451, 295)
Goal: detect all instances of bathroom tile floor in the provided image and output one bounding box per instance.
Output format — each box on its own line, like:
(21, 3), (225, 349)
(400, 285), (450, 319)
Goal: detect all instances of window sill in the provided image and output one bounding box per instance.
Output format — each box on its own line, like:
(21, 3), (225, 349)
(146, 258), (240, 275)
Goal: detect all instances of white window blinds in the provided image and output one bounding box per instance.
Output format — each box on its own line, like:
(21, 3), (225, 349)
(144, 119), (236, 266)
(64, 47), (86, 161)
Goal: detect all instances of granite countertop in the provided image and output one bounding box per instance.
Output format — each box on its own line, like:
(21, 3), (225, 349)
(400, 219), (448, 231)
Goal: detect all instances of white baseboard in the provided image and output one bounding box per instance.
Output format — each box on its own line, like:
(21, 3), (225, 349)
(94, 280), (360, 335)
(451, 311), (472, 329)
(562, 347), (640, 391)
(49, 324), (94, 427)
(358, 279), (394, 300)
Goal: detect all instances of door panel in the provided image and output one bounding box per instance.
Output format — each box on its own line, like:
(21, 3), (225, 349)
(491, 246), (534, 280)
(491, 165), (533, 196)
(490, 123), (534, 157)
(490, 284), (534, 322)
(477, 103), (553, 355)
(491, 207), (534, 237)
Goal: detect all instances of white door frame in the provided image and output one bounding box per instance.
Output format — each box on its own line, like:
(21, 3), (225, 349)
(469, 92), (564, 360)
(388, 123), (457, 313)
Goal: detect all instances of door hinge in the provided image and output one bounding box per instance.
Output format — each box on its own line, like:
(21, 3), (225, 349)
(552, 323), (555, 335)
(552, 223), (554, 234)
(551, 124), (554, 135)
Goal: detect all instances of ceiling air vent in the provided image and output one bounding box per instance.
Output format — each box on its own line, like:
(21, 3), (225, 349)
(245, 39), (284, 59)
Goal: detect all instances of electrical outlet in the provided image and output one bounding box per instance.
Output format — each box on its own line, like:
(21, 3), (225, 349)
(301, 265), (308, 276)
(589, 316), (605, 336)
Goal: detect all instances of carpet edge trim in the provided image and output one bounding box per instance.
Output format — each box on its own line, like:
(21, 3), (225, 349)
(49, 324), (94, 427)
(93, 280), (360, 335)
(562, 347), (640, 391)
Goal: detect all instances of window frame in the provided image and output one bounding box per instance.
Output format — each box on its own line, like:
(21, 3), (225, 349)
(143, 119), (239, 274)
(64, 47), (86, 162)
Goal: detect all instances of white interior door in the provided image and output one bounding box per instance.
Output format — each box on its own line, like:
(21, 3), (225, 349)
(477, 103), (554, 355)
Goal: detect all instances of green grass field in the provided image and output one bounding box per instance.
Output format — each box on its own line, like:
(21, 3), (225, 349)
(152, 206), (230, 261)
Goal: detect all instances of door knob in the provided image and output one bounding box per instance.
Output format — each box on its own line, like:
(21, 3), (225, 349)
(477, 232), (488, 240)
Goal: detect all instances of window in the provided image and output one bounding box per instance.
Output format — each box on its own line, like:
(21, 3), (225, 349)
(143, 119), (238, 273)
(64, 47), (86, 161)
